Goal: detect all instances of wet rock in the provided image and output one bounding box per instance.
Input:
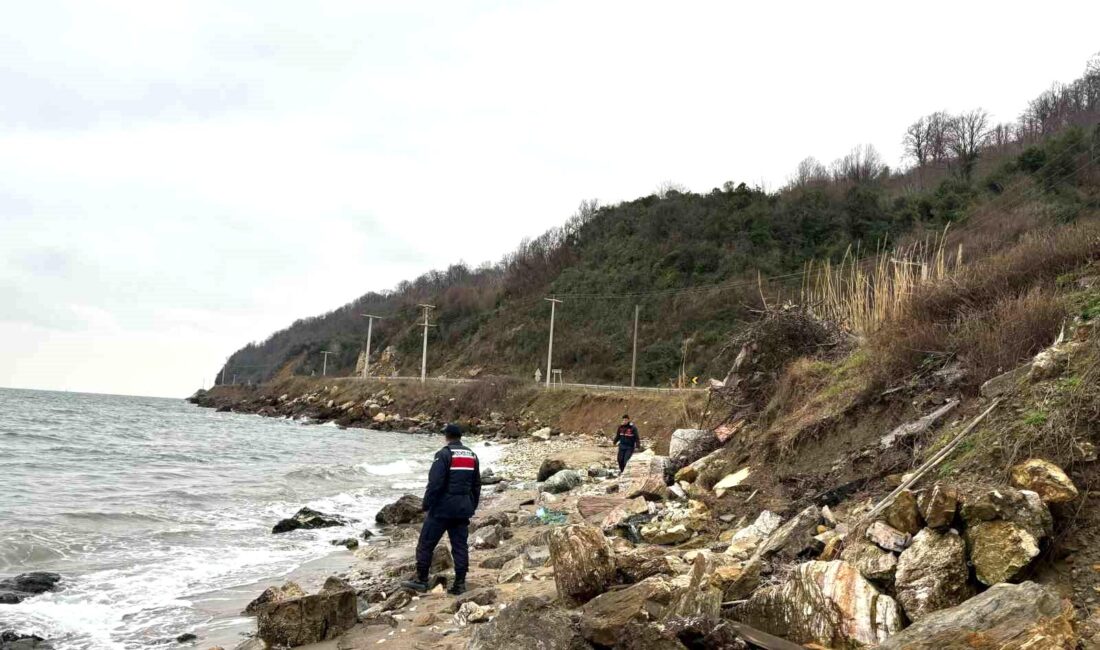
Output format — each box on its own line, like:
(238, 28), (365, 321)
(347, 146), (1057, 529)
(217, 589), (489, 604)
(1009, 458), (1078, 504)
(378, 588), (411, 612)
(256, 577), (358, 647)
(619, 454), (671, 500)
(446, 587), (499, 613)
(359, 528), (374, 540)
(866, 520), (911, 552)
(724, 510), (783, 560)
(244, 581), (306, 615)
(0, 632), (49, 650)
(882, 489), (923, 535)
(578, 576), (678, 646)
(879, 581), (1074, 649)
(480, 468), (503, 485)
(640, 522), (693, 545)
(374, 495), (424, 526)
(918, 483), (958, 529)
(330, 537), (358, 550)
(453, 601), (493, 626)
(669, 429), (719, 469)
(840, 540), (897, 586)
(895, 528), (973, 621)
(468, 596), (589, 650)
(664, 617), (750, 650)
(543, 469), (585, 494)
(472, 523), (503, 550)
(960, 487), (1052, 541)
(756, 505), (820, 560)
(0, 572), (61, 604)
(549, 524), (616, 605)
(965, 520), (1040, 585)
(615, 546), (681, 583)
(731, 560), (903, 648)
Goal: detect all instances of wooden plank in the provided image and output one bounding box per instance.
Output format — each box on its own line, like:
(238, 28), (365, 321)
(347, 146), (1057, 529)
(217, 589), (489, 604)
(726, 621), (807, 650)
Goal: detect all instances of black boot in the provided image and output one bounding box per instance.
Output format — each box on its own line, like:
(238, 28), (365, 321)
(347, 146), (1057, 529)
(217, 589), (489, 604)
(447, 577), (466, 595)
(400, 575), (430, 593)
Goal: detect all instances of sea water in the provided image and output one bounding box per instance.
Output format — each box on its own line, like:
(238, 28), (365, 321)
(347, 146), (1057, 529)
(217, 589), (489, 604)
(0, 388), (499, 648)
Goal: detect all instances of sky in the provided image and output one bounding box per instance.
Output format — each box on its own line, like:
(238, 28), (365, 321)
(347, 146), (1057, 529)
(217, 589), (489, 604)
(1, 1), (1098, 398)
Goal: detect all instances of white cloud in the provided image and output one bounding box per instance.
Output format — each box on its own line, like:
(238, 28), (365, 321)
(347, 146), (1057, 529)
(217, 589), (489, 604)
(1, 0), (1098, 396)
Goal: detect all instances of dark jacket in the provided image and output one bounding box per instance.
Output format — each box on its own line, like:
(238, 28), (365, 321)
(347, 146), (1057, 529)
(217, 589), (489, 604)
(422, 441), (482, 519)
(613, 423), (640, 449)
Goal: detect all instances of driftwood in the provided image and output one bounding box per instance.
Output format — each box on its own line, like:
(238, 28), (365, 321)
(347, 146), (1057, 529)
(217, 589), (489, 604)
(863, 398), (1001, 523)
(726, 621), (807, 650)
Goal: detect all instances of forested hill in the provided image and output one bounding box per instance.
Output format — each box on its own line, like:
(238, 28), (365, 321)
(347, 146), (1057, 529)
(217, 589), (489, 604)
(219, 57), (1100, 389)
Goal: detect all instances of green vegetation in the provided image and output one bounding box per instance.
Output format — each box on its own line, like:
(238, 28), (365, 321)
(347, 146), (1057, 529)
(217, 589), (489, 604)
(221, 57), (1100, 390)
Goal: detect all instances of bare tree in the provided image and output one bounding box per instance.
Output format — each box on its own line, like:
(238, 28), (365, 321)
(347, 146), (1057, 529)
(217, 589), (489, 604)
(655, 181), (687, 198)
(946, 108), (991, 180)
(903, 116), (931, 168)
(788, 156), (829, 189)
(926, 111), (952, 164)
(831, 144), (886, 184)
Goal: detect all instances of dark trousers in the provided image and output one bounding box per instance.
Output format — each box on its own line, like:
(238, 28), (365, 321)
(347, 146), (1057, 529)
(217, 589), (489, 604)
(617, 446), (635, 472)
(415, 515), (469, 581)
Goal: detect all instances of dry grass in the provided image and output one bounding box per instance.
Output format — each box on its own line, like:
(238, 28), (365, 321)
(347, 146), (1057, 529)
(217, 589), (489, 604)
(868, 220), (1100, 389)
(803, 227), (961, 337)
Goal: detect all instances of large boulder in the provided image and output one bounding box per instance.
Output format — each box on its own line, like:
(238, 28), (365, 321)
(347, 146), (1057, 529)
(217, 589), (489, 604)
(1009, 459), (1078, 504)
(256, 577), (358, 647)
(959, 487), (1052, 541)
(549, 525), (616, 605)
(543, 469), (585, 494)
(0, 632), (49, 650)
(965, 520), (1041, 585)
(840, 540), (898, 586)
(879, 581), (1074, 649)
(374, 495), (424, 526)
(755, 505), (821, 561)
(619, 454), (671, 500)
(669, 429), (719, 469)
(918, 483), (958, 529)
(538, 458), (567, 482)
(663, 554), (723, 622)
(0, 573), (61, 604)
(731, 560), (903, 648)
(244, 581), (306, 615)
(895, 528), (973, 621)
(712, 558), (762, 601)
(468, 596), (590, 650)
(599, 496), (650, 532)
(882, 489), (922, 535)
(615, 546), (682, 583)
(578, 576), (678, 646)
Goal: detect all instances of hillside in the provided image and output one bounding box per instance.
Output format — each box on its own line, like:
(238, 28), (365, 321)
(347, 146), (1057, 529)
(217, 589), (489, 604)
(219, 57), (1100, 391)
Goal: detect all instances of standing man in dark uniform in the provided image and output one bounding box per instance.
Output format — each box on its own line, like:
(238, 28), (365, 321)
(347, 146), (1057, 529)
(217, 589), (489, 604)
(401, 424), (481, 595)
(613, 414), (641, 473)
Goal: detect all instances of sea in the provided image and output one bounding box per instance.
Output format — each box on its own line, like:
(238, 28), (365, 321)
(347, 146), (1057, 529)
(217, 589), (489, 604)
(0, 388), (501, 649)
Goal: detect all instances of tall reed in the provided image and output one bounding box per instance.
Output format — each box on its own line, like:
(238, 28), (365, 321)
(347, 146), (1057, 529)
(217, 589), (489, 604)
(802, 226), (961, 337)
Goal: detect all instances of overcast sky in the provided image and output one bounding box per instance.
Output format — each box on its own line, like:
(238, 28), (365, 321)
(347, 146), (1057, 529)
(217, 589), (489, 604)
(1, 1), (1097, 398)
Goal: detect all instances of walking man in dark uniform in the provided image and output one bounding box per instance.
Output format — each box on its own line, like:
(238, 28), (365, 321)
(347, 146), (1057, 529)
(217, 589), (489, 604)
(401, 423), (481, 595)
(613, 414), (641, 473)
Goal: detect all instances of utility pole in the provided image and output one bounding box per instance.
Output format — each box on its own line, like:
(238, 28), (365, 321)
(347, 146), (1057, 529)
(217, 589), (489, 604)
(545, 297), (562, 388)
(360, 314), (384, 379)
(321, 351), (334, 376)
(418, 304), (436, 383)
(631, 304), (640, 388)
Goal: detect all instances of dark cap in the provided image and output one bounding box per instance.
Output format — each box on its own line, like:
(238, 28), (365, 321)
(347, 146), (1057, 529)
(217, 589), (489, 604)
(443, 423), (462, 437)
(622, 414), (630, 419)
